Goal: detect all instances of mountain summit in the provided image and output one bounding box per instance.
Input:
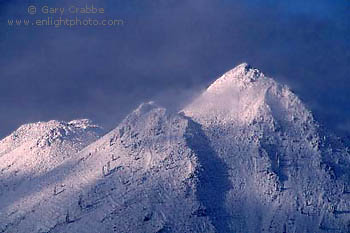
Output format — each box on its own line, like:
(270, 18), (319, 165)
(0, 64), (349, 233)
(207, 63), (262, 91)
(184, 63), (312, 127)
(183, 63), (350, 232)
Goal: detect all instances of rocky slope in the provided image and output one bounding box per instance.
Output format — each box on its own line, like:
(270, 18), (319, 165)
(0, 63), (349, 233)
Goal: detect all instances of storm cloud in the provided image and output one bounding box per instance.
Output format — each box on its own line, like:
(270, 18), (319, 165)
(0, 0), (349, 139)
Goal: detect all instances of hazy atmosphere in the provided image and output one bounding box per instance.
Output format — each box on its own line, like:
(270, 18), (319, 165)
(1, 0), (349, 138)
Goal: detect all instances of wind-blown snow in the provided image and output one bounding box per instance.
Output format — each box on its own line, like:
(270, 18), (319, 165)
(0, 64), (349, 233)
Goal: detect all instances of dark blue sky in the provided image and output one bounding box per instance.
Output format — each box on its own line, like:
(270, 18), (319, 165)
(0, 0), (349, 139)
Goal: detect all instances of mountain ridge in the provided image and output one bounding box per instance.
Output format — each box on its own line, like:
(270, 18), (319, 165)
(0, 63), (349, 233)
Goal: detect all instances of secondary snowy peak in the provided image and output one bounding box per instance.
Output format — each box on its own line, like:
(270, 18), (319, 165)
(0, 118), (103, 188)
(0, 103), (218, 233)
(0, 119), (102, 156)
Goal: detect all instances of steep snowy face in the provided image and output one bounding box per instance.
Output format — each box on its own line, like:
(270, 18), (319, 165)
(183, 63), (350, 232)
(0, 119), (103, 192)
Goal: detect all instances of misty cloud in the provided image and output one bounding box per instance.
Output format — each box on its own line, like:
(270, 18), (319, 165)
(0, 0), (349, 139)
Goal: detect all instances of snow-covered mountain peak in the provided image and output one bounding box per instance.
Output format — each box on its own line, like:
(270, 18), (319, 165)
(0, 118), (103, 182)
(0, 120), (62, 155)
(0, 119), (102, 155)
(180, 65), (350, 233)
(0, 97), (230, 233)
(1, 65), (350, 233)
(207, 63), (264, 93)
(183, 64), (313, 129)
